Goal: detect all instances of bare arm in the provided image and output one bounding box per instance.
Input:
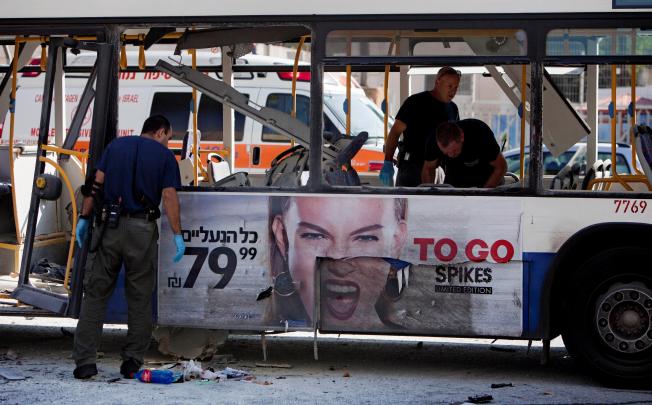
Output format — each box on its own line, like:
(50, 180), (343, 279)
(483, 153), (507, 188)
(384, 119), (407, 161)
(421, 159), (439, 184)
(162, 187), (181, 234)
(80, 170), (104, 217)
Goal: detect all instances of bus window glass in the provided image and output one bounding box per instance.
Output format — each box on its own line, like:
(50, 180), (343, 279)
(326, 29), (527, 57)
(149, 92), (192, 140)
(547, 28), (652, 56)
(197, 95), (246, 142)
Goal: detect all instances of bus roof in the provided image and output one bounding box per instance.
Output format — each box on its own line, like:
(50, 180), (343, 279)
(1, 0), (643, 20)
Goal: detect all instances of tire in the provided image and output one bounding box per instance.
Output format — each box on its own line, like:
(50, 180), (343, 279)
(561, 247), (652, 388)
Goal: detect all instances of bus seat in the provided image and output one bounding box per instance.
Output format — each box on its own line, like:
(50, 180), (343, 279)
(264, 145), (309, 187)
(206, 153), (231, 184)
(634, 124), (652, 183)
(550, 162), (580, 190)
(178, 158), (195, 185)
(602, 159), (612, 177)
(581, 159), (603, 190)
(213, 172), (250, 187)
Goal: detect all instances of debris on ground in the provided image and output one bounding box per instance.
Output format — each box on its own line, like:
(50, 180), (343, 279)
(255, 362), (292, 368)
(153, 327), (227, 360)
(467, 394), (493, 403)
(490, 383), (513, 389)
(343, 370), (350, 377)
(182, 360), (253, 382)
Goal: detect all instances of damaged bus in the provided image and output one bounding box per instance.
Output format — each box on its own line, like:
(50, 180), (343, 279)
(0, 0), (651, 388)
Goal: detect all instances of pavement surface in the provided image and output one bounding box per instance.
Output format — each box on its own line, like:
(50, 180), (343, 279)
(1, 316), (651, 405)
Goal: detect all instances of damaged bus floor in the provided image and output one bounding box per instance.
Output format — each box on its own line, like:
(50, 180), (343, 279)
(1, 317), (651, 405)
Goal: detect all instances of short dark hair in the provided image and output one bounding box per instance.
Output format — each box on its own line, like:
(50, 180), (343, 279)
(436, 122), (463, 147)
(141, 114), (171, 135)
(436, 66), (462, 81)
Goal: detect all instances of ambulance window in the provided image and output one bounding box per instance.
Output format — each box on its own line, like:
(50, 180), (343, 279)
(150, 92), (191, 140)
(262, 93), (309, 142)
(262, 93), (340, 142)
(197, 95), (246, 141)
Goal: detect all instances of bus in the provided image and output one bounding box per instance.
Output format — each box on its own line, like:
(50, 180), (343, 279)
(0, 0), (651, 388)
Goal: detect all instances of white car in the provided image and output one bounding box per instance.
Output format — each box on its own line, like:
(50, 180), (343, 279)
(503, 142), (639, 176)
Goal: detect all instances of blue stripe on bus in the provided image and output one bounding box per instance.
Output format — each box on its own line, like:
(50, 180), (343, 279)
(523, 252), (555, 336)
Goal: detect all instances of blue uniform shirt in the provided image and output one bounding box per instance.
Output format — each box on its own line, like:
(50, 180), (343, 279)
(96, 136), (181, 213)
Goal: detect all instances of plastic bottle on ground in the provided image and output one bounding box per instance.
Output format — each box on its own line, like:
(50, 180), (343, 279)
(135, 369), (178, 384)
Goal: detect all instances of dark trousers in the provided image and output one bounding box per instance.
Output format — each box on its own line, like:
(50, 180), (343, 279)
(73, 216), (159, 367)
(396, 160), (423, 187)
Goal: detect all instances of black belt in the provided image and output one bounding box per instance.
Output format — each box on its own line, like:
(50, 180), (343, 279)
(121, 211), (148, 219)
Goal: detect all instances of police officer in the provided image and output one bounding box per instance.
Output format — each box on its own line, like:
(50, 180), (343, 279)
(422, 119), (507, 188)
(379, 66), (460, 187)
(72, 115), (185, 380)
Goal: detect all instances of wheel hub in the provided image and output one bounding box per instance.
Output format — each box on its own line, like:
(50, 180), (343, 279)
(596, 283), (652, 354)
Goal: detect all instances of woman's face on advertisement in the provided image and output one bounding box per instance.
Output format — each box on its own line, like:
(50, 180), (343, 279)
(272, 197), (407, 313)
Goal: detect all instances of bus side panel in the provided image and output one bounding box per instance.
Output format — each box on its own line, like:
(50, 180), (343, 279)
(522, 252), (555, 338)
(157, 193), (525, 336)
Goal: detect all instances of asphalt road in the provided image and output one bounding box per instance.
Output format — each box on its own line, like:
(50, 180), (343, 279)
(0, 317), (651, 405)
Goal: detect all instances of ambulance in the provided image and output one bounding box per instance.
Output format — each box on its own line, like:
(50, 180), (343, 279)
(2, 49), (389, 183)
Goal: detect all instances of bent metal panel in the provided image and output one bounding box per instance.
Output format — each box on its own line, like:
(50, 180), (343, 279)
(158, 193), (523, 335)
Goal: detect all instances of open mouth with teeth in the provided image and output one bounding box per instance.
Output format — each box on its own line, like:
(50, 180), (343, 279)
(324, 279), (361, 320)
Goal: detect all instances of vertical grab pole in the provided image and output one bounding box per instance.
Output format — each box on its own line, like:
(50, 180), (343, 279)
(9, 39), (21, 244)
(346, 65), (351, 136)
(383, 39), (396, 143)
(291, 35), (308, 148)
(345, 36), (352, 136)
(191, 48), (199, 186)
(630, 64), (642, 174)
(519, 65), (527, 183)
(611, 64), (617, 175)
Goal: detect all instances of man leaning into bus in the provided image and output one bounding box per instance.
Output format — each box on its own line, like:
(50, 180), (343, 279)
(379, 66), (461, 187)
(72, 114), (185, 380)
(421, 119), (507, 188)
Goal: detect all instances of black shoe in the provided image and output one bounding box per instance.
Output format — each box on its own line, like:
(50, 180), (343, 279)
(73, 364), (98, 379)
(120, 358), (141, 379)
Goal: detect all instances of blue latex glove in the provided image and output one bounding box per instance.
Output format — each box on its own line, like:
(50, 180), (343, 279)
(173, 234), (185, 263)
(76, 217), (89, 248)
(379, 160), (395, 186)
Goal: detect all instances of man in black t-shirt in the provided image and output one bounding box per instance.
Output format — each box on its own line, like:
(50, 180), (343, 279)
(422, 119), (507, 188)
(379, 67), (460, 187)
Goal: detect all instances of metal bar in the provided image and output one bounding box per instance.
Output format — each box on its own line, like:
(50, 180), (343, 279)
(61, 65), (97, 155)
(16, 38), (61, 288)
(38, 156), (77, 293)
(86, 43), (113, 171)
(528, 29), (544, 194)
(325, 56), (530, 66)
(542, 56), (652, 65)
(156, 60), (338, 160)
(308, 24), (325, 190)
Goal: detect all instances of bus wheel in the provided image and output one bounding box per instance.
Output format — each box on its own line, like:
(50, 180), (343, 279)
(562, 247), (652, 388)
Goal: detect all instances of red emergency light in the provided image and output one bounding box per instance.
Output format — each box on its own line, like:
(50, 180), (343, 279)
(277, 71), (311, 81)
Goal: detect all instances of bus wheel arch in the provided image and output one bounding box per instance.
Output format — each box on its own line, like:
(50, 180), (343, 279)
(547, 223), (652, 338)
(560, 246), (652, 387)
